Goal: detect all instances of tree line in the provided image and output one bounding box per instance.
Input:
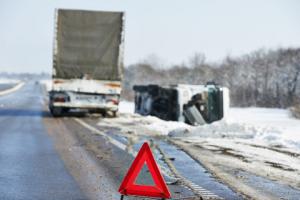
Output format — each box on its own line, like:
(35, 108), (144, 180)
(122, 47), (300, 108)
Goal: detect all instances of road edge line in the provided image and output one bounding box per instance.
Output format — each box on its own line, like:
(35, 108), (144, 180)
(0, 81), (25, 96)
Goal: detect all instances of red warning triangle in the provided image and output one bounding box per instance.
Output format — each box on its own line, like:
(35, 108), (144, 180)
(118, 142), (171, 199)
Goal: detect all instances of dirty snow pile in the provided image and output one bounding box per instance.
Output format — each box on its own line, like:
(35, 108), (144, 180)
(98, 112), (190, 136)
(119, 101), (191, 135)
(99, 101), (191, 136)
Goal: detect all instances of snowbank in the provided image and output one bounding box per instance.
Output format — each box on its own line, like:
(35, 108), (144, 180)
(97, 112), (191, 136)
(169, 108), (300, 150)
(0, 79), (20, 84)
(112, 103), (300, 149)
(142, 116), (191, 135)
(39, 80), (52, 91)
(116, 101), (191, 135)
(169, 120), (279, 139)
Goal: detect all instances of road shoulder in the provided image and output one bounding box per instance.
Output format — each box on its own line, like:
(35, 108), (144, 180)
(43, 116), (119, 200)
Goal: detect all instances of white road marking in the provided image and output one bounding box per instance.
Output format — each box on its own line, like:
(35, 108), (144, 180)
(74, 118), (130, 154)
(0, 82), (25, 96)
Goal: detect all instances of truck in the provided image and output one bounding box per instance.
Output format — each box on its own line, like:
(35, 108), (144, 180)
(133, 83), (229, 125)
(49, 9), (125, 117)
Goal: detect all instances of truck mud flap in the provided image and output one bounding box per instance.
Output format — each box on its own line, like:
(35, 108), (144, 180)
(183, 105), (206, 126)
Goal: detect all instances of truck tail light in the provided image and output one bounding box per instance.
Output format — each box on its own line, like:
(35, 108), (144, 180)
(54, 97), (66, 102)
(53, 80), (65, 84)
(104, 83), (121, 88)
(52, 93), (69, 103)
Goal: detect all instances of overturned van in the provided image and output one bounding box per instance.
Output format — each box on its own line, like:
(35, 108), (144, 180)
(133, 83), (229, 125)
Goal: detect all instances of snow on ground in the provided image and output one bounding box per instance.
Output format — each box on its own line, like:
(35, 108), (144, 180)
(118, 101), (191, 135)
(118, 101), (134, 113)
(166, 107), (300, 194)
(97, 112), (190, 136)
(39, 80), (52, 91)
(117, 101), (300, 151)
(98, 101), (190, 136)
(228, 108), (300, 149)
(170, 108), (300, 151)
(0, 79), (20, 84)
(118, 101), (300, 151)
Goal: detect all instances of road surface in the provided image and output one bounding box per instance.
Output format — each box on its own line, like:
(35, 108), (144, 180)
(0, 82), (86, 200)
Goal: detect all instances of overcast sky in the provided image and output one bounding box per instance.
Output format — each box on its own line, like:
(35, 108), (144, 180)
(1, 0), (300, 73)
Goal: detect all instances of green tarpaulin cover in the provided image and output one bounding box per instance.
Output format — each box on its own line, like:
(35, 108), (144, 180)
(53, 9), (124, 80)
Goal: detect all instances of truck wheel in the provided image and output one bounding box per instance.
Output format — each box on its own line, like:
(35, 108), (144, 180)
(50, 107), (63, 117)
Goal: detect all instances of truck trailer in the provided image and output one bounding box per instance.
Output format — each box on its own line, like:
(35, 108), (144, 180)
(49, 9), (125, 117)
(133, 83), (229, 125)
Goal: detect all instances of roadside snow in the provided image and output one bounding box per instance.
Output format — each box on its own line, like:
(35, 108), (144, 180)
(115, 103), (300, 150)
(0, 79), (20, 84)
(169, 108), (300, 150)
(227, 108), (300, 149)
(166, 108), (300, 194)
(98, 101), (190, 135)
(39, 80), (52, 91)
(97, 113), (190, 136)
(142, 116), (191, 135)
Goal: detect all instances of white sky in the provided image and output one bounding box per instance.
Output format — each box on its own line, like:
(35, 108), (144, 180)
(0, 0), (300, 73)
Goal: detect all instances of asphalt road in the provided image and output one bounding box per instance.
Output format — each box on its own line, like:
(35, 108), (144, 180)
(0, 82), (86, 200)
